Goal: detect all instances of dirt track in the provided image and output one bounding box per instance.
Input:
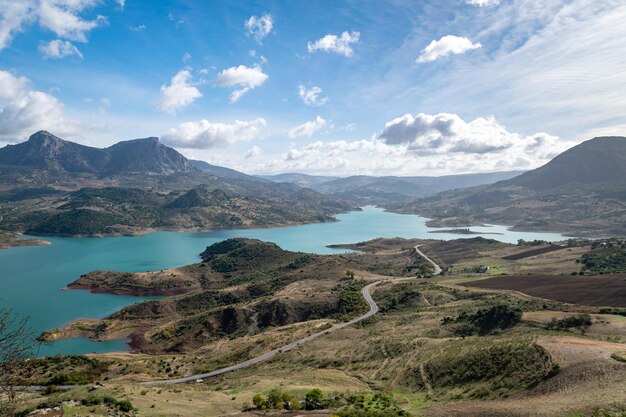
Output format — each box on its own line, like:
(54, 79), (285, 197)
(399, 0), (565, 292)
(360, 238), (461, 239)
(464, 274), (626, 307)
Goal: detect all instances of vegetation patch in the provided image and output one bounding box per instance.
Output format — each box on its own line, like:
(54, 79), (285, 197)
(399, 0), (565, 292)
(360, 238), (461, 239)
(546, 313), (593, 330)
(416, 339), (556, 399)
(441, 304), (522, 336)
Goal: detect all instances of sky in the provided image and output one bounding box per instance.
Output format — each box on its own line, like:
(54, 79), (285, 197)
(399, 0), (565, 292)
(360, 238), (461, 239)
(0, 0), (625, 176)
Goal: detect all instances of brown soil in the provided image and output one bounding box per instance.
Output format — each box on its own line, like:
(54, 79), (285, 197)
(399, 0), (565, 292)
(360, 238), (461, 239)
(464, 274), (626, 307)
(502, 245), (567, 260)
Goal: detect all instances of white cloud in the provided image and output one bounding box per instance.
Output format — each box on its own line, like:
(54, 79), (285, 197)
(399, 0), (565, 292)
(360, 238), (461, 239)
(214, 65), (268, 103)
(307, 31), (360, 57)
(156, 70), (202, 115)
(417, 35), (482, 63)
(288, 116), (327, 139)
(466, 0), (500, 6)
(250, 112), (572, 176)
(0, 0), (105, 50)
(116, 0), (125, 11)
(161, 118), (266, 149)
(0, 1), (34, 50)
(245, 13), (273, 43)
(182, 52), (191, 63)
(38, 0), (106, 42)
(298, 85), (329, 107)
(244, 145), (261, 159)
(39, 39), (83, 58)
(129, 24), (145, 31)
(417, 1), (626, 139)
(0, 70), (77, 140)
(378, 112), (567, 159)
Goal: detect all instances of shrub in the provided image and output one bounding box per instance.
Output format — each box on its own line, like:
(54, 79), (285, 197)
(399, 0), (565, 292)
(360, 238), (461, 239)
(442, 305), (522, 336)
(546, 314), (592, 330)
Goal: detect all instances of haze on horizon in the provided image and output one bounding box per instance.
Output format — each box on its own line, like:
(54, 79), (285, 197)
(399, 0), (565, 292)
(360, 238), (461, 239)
(0, 0), (625, 176)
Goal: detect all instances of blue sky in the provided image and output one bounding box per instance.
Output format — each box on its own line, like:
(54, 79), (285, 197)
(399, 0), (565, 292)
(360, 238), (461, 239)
(1, 0), (625, 175)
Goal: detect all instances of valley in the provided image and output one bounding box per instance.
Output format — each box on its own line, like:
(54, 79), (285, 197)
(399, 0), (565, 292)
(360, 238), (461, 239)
(9, 235), (626, 417)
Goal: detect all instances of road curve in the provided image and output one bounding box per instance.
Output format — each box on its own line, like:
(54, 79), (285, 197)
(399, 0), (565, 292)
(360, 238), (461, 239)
(150, 246), (442, 385)
(21, 248), (442, 388)
(141, 280), (382, 385)
(415, 245), (442, 276)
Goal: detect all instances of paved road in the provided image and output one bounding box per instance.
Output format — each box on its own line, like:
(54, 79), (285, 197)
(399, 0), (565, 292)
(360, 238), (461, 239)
(145, 246), (441, 385)
(415, 245), (442, 276)
(19, 247), (442, 389)
(142, 280), (383, 385)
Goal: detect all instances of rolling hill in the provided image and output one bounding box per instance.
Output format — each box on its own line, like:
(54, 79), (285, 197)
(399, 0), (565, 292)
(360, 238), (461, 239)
(261, 171), (524, 204)
(393, 137), (626, 237)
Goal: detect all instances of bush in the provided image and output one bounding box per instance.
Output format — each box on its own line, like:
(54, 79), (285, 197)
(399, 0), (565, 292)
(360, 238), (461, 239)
(442, 305), (522, 336)
(546, 314), (592, 330)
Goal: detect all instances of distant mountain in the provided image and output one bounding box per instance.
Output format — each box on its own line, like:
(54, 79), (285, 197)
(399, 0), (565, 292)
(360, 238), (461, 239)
(189, 159), (256, 181)
(0, 130), (109, 174)
(261, 171), (525, 205)
(104, 137), (194, 175)
(394, 137), (626, 237)
(258, 173), (340, 188)
(0, 131), (195, 180)
(505, 137), (626, 190)
(0, 131), (355, 236)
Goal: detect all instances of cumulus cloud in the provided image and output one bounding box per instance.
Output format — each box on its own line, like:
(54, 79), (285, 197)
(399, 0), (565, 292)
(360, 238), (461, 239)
(417, 35), (481, 63)
(38, 0), (106, 42)
(214, 65), (268, 103)
(251, 112), (571, 176)
(378, 112), (566, 159)
(39, 39), (82, 58)
(0, 70), (76, 140)
(116, 0), (125, 11)
(298, 85), (329, 107)
(466, 0), (499, 6)
(307, 31), (360, 57)
(162, 118), (266, 149)
(157, 70), (202, 115)
(0, 0), (105, 50)
(245, 13), (273, 43)
(288, 116), (327, 139)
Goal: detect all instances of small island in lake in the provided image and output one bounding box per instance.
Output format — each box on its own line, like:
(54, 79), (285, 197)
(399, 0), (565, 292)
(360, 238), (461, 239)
(428, 228), (503, 235)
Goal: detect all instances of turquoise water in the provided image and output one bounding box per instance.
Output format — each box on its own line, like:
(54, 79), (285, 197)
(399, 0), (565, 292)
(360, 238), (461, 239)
(0, 207), (566, 356)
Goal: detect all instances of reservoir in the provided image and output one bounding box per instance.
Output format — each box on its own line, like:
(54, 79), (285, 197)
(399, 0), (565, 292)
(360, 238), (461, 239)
(0, 207), (566, 356)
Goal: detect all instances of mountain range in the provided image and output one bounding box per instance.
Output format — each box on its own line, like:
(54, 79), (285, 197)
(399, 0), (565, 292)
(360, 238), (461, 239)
(393, 136), (626, 237)
(0, 131), (354, 236)
(266, 171), (525, 205)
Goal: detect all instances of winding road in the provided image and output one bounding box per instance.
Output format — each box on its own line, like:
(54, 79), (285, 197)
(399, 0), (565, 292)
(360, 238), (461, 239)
(145, 244), (441, 385)
(20, 245), (441, 389)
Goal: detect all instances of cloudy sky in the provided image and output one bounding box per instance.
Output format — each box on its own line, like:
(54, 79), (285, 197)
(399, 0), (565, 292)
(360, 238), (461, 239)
(0, 0), (625, 176)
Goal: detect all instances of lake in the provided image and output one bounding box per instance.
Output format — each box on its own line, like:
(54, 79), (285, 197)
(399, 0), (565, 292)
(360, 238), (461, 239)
(0, 207), (567, 356)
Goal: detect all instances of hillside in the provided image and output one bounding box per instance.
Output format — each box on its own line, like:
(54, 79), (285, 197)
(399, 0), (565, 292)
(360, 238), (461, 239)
(0, 132), (354, 236)
(22, 237), (626, 417)
(393, 137), (626, 237)
(262, 171), (524, 205)
(54, 238), (427, 353)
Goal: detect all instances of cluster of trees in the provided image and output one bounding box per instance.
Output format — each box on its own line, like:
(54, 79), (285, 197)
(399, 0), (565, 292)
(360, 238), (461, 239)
(517, 239), (550, 246)
(578, 246), (626, 274)
(251, 388), (324, 411)
(249, 390), (410, 417)
(546, 314), (593, 330)
(441, 304), (522, 336)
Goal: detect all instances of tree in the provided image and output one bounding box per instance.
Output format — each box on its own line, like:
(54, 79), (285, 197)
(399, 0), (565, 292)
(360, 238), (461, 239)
(305, 388), (324, 410)
(252, 393), (266, 410)
(0, 309), (36, 417)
